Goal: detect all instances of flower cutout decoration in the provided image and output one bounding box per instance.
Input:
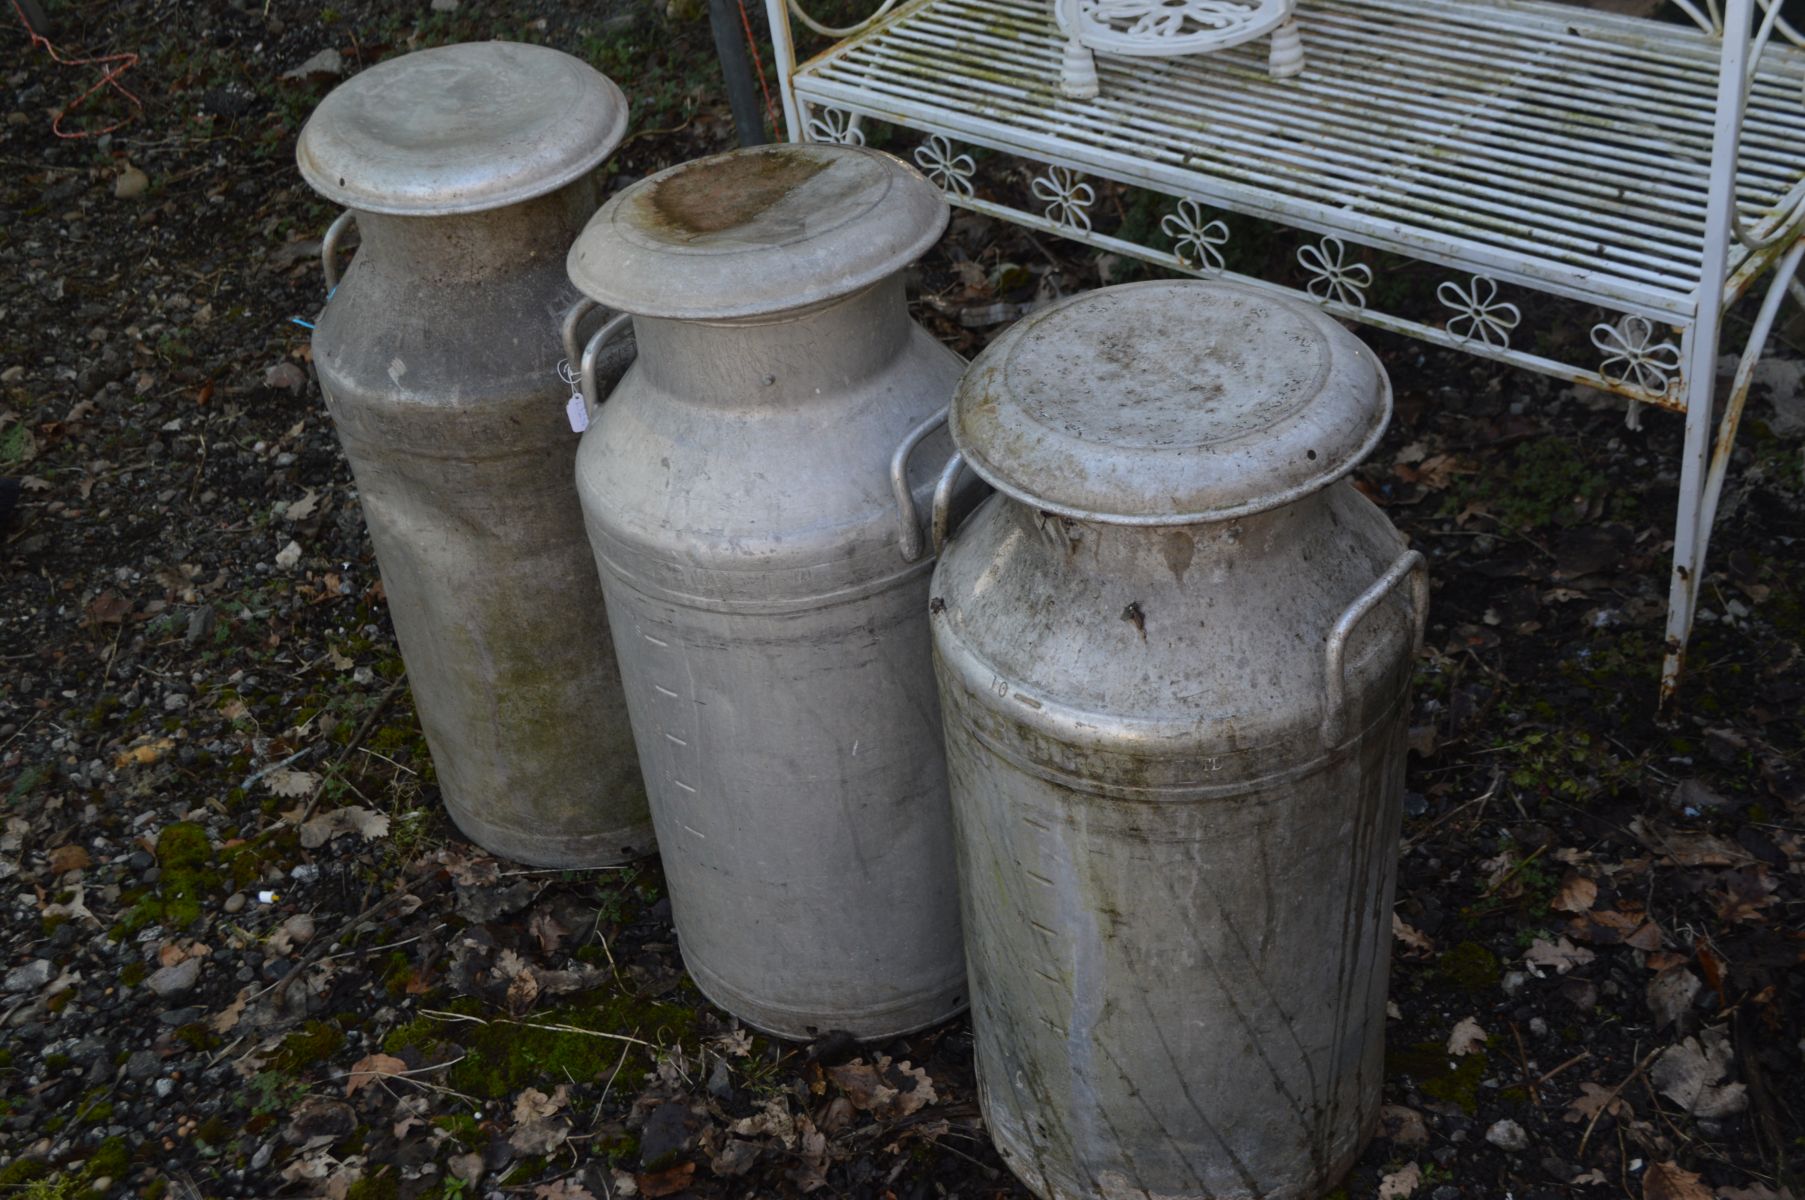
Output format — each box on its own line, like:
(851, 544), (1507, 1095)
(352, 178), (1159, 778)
(1031, 166), (1096, 233)
(914, 135), (977, 198)
(1591, 315), (1682, 396)
(1297, 236), (1373, 309)
(1161, 198), (1229, 274)
(804, 106), (865, 146)
(1437, 275), (1520, 348)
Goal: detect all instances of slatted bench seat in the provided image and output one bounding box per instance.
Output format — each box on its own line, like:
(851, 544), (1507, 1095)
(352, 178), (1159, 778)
(764, 0), (1805, 704)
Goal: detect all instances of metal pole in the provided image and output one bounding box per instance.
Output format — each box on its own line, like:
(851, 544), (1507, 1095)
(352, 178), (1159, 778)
(1660, 0), (1753, 709)
(708, 0), (768, 147)
(764, 0), (802, 140)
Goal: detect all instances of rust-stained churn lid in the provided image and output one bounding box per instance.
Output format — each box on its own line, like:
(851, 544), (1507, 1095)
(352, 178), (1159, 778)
(296, 42), (627, 216)
(950, 280), (1391, 524)
(565, 143), (948, 320)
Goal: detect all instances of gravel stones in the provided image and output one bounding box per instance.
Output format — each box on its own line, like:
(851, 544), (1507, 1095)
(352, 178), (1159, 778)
(1486, 1119), (1529, 1152)
(146, 958), (200, 999)
(3, 959), (52, 993)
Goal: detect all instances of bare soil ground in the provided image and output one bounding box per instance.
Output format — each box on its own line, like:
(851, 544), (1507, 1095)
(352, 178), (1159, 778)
(3, 3), (1803, 1199)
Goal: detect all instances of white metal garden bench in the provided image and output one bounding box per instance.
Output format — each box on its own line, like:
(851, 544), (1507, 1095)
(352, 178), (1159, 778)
(761, 0), (1805, 706)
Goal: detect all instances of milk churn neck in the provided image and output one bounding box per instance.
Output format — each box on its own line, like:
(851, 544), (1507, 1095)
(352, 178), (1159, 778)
(296, 42), (627, 217)
(949, 280), (1392, 525)
(565, 144), (948, 321)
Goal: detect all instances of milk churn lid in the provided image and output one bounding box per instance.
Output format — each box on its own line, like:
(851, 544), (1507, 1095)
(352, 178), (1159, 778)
(296, 42), (627, 216)
(565, 144), (948, 319)
(950, 280), (1391, 524)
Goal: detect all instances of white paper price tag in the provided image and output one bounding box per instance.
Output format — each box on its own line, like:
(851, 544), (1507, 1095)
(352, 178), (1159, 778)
(558, 360), (588, 433)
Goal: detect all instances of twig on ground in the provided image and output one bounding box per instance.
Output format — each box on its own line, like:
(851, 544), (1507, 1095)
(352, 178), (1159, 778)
(265, 879), (420, 1008)
(296, 673), (406, 824)
(1578, 1046), (1660, 1159)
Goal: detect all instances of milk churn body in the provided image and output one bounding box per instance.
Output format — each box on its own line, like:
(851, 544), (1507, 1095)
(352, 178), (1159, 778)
(931, 282), (1427, 1200)
(567, 146), (969, 1039)
(299, 43), (652, 867)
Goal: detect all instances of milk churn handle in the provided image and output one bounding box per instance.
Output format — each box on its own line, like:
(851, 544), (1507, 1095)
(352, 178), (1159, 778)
(321, 210), (356, 295)
(890, 406), (950, 563)
(930, 452), (968, 558)
(1320, 549), (1428, 747)
(560, 298), (600, 370)
(579, 314), (634, 420)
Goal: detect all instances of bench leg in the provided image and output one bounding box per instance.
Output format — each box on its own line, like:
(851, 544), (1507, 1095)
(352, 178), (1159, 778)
(1269, 17), (1304, 78)
(1660, 239), (1805, 709)
(1060, 35), (1099, 99)
(1661, 343), (1711, 712)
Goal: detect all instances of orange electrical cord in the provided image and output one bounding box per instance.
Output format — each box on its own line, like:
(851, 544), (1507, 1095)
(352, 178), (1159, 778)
(11, 0), (142, 138)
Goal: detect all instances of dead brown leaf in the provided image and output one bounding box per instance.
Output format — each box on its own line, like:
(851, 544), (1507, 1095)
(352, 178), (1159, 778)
(1651, 1029), (1748, 1118)
(636, 1163), (696, 1198)
(827, 1057), (938, 1120)
(1647, 967), (1702, 1030)
(509, 1116), (570, 1156)
(48, 844), (90, 874)
(344, 1053), (409, 1097)
(1379, 1162), (1422, 1200)
(1525, 936), (1595, 976)
(1564, 1082), (1628, 1124)
(532, 1181), (597, 1200)
(1643, 1160), (1711, 1200)
(114, 738), (175, 768)
(211, 986), (250, 1034)
(1709, 867), (1779, 924)
(1630, 817), (1753, 868)
(513, 1085), (569, 1124)
(1447, 1016), (1488, 1056)
(83, 589), (131, 627)
(1551, 872), (1598, 914)
(1393, 914), (1435, 958)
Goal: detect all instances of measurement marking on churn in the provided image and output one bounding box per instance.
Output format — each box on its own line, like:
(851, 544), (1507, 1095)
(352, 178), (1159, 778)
(642, 632), (669, 647)
(1024, 869), (1056, 887)
(653, 684), (680, 699)
(673, 778), (698, 794)
(682, 823), (706, 840)
(1029, 920), (1059, 938)
(664, 732), (688, 746)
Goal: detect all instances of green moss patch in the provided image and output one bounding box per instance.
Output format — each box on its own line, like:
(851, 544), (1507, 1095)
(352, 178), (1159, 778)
(384, 988), (695, 1099)
(1387, 1040), (1488, 1114)
(1438, 941), (1502, 993)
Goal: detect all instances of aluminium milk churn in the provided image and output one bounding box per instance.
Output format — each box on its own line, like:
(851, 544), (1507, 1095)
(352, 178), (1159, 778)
(297, 42), (652, 867)
(930, 281), (1428, 1200)
(565, 144), (968, 1040)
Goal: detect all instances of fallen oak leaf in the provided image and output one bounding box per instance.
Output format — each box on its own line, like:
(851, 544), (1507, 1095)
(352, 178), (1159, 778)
(1447, 1016), (1488, 1056)
(1643, 1160), (1712, 1200)
(1564, 1081), (1629, 1124)
(513, 1085), (569, 1124)
(1379, 1162), (1422, 1200)
(1551, 872), (1598, 914)
(1525, 936), (1595, 976)
(211, 986), (251, 1034)
(509, 1116), (570, 1156)
(1393, 914), (1435, 958)
(1650, 1029), (1748, 1118)
(344, 1052), (409, 1097)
